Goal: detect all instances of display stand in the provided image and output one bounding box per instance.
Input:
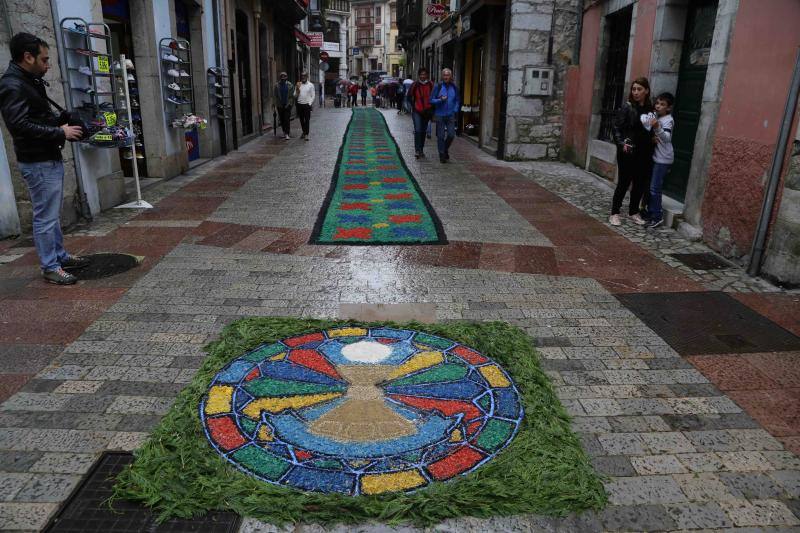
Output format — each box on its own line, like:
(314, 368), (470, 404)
(159, 37), (194, 124)
(115, 54), (152, 210)
(207, 67), (232, 121)
(60, 18), (126, 148)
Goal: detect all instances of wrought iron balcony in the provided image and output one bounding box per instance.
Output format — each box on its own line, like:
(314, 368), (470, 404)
(356, 15), (374, 26)
(325, 0), (350, 13)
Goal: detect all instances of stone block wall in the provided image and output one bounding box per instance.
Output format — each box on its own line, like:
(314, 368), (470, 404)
(763, 140), (800, 287)
(504, 0), (579, 160)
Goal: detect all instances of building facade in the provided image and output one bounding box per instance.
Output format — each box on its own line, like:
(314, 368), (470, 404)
(0, 0), (316, 238)
(561, 0), (800, 284)
(349, 0), (394, 77)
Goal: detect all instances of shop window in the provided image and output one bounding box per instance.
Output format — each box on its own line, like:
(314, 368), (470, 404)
(324, 21), (340, 43)
(598, 6), (632, 142)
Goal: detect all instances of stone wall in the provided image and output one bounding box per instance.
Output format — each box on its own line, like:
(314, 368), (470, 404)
(504, 0), (579, 160)
(762, 140), (800, 287)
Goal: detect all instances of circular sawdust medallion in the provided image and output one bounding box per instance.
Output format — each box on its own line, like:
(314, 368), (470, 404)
(200, 327), (524, 496)
(70, 253), (139, 280)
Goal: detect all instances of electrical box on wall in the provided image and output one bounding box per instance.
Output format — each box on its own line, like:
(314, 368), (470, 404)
(522, 66), (554, 97)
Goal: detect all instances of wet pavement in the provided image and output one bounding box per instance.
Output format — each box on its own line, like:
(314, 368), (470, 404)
(0, 106), (799, 531)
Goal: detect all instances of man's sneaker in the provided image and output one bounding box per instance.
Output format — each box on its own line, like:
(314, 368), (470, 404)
(43, 268), (77, 285)
(167, 82), (181, 91)
(646, 218), (664, 229)
(415, 152), (421, 159)
(630, 213), (647, 225)
(439, 156), (448, 163)
(609, 214), (622, 226)
(167, 69), (181, 77)
(284, 134), (290, 140)
(61, 255), (90, 270)
(162, 53), (180, 63)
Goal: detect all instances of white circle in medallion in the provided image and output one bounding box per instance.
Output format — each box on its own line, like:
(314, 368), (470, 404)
(341, 340), (392, 363)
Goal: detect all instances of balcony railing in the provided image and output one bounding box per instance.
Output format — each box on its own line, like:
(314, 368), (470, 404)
(326, 0), (350, 12)
(356, 16), (374, 26)
(356, 37), (374, 46)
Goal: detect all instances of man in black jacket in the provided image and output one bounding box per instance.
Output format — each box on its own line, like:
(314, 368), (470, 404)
(0, 33), (88, 285)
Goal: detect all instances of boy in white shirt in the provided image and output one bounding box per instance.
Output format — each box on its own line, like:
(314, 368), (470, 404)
(295, 72), (316, 140)
(641, 92), (674, 228)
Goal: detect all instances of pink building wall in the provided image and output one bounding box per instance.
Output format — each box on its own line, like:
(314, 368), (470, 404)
(629, 0), (656, 80)
(700, 0), (800, 257)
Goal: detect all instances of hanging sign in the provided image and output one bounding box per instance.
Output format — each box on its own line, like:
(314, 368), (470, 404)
(103, 112), (117, 127)
(426, 3), (446, 17)
(308, 32), (324, 48)
(97, 55), (110, 73)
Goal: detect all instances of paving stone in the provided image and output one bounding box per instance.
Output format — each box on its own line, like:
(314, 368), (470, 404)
(639, 432), (696, 454)
(105, 396), (173, 415)
(13, 473), (81, 502)
(675, 452), (726, 473)
(107, 431), (149, 451)
(720, 499), (800, 527)
(762, 451), (800, 471)
(0, 502), (59, 530)
(63, 394), (116, 413)
(238, 517), (296, 533)
(607, 416), (671, 433)
(717, 451), (774, 472)
(19, 379), (64, 394)
(0, 472), (33, 501)
(718, 472), (786, 499)
(28, 453), (98, 475)
(665, 502), (733, 529)
(597, 433), (646, 455)
(591, 455), (636, 477)
(114, 414), (164, 433)
(673, 473), (743, 502)
(52, 381), (104, 394)
(0, 451), (43, 473)
(604, 475), (687, 505)
(769, 470), (800, 498)
(597, 504), (676, 531)
(630, 455), (688, 475)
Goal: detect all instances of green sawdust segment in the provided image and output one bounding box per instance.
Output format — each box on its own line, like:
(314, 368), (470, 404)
(242, 342), (285, 362)
(113, 318), (607, 526)
(478, 394), (492, 412)
(232, 446), (291, 480)
(385, 363), (468, 387)
(475, 419), (516, 453)
(239, 417), (258, 437)
(413, 333), (452, 350)
(243, 377), (347, 397)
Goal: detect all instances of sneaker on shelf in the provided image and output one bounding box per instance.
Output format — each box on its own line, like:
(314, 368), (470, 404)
(77, 65), (93, 76)
(121, 149), (133, 160)
(125, 58), (135, 71)
(609, 214), (622, 226)
(207, 67), (222, 76)
(213, 82), (223, 88)
(74, 48), (96, 57)
(167, 68), (181, 77)
(170, 41), (188, 51)
(131, 98), (140, 108)
(167, 82), (181, 91)
(646, 218), (664, 229)
(166, 95), (182, 104)
(126, 73), (135, 82)
(630, 213), (647, 226)
(74, 87), (95, 95)
(162, 53), (180, 63)
(98, 101), (115, 111)
(177, 42), (188, 50)
(179, 70), (191, 77)
(42, 268), (76, 285)
(135, 152), (145, 159)
(284, 134), (290, 140)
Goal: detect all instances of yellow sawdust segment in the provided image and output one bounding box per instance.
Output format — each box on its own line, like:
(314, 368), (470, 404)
(388, 351), (444, 380)
(369, 198), (385, 203)
(373, 223), (390, 229)
(242, 392), (343, 418)
(204, 385), (234, 415)
(479, 365), (512, 388)
(449, 429), (463, 442)
(269, 352), (286, 361)
(360, 469), (426, 495)
(257, 425), (274, 442)
(328, 327), (368, 338)
(369, 181), (381, 185)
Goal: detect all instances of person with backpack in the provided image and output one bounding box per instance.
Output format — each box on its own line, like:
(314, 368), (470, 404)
(409, 67), (434, 159)
(430, 68), (460, 163)
(0, 33), (89, 285)
(360, 80), (368, 106)
(273, 72), (295, 139)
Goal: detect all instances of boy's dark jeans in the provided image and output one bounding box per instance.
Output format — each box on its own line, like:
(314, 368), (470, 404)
(648, 162), (671, 221)
(412, 111), (430, 154)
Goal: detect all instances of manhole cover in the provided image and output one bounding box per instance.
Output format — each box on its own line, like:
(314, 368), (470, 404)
(71, 253), (140, 280)
(200, 327), (524, 496)
(45, 452), (240, 532)
(670, 253), (732, 270)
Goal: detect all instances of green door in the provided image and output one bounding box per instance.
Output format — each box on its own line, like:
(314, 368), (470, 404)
(664, 0), (718, 201)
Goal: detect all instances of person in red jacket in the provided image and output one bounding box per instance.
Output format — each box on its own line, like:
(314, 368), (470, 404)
(408, 67), (434, 159)
(348, 82), (358, 107)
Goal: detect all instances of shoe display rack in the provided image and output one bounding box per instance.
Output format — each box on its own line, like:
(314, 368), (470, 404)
(159, 37), (194, 126)
(113, 57), (146, 168)
(207, 67), (231, 122)
(60, 18), (129, 148)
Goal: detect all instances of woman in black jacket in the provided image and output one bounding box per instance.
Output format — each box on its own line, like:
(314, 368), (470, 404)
(609, 77), (654, 226)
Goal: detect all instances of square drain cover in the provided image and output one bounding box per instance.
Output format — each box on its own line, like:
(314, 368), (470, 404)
(670, 253), (732, 270)
(615, 291), (800, 355)
(46, 453), (239, 532)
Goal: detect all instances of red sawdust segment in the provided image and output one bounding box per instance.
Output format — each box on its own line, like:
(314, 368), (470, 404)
(207, 416), (247, 451)
(388, 395), (482, 421)
(384, 193), (413, 200)
(426, 445), (486, 480)
(383, 178), (406, 183)
(284, 332), (325, 347)
(389, 215), (422, 224)
(288, 349), (342, 380)
(344, 184), (369, 190)
(294, 449), (313, 461)
(334, 227), (373, 240)
(340, 202), (372, 211)
(244, 367), (261, 382)
(451, 346), (488, 365)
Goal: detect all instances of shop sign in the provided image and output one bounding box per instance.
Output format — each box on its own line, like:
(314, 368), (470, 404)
(96, 55), (110, 73)
(426, 3), (446, 18)
(308, 32), (323, 48)
(461, 14), (471, 33)
(352, 47), (360, 56)
(322, 42), (339, 52)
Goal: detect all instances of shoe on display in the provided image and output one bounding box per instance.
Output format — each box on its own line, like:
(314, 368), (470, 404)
(121, 149), (133, 160)
(167, 95), (182, 104)
(609, 214), (622, 226)
(131, 98), (139, 108)
(42, 268), (77, 285)
(167, 68), (181, 77)
(74, 86), (95, 95)
(646, 218), (664, 229)
(77, 65), (92, 76)
(125, 58), (135, 71)
(207, 67), (222, 76)
(127, 73), (135, 82)
(167, 82), (181, 91)
(284, 134), (290, 140)
(162, 53), (179, 63)
(135, 152), (145, 159)
(179, 70), (191, 77)
(213, 82), (223, 88)
(630, 213), (647, 226)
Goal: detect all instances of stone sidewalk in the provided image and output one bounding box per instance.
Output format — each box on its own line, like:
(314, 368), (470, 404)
(0, 107), (798, 531)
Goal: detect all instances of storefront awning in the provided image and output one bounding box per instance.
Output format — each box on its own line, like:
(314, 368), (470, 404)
(294, 28), (312, 45)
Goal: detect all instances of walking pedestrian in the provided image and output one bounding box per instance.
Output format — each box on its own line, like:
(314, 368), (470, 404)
(409, 67), (434, 159)
(0, 33), (89, 285)
(360, 80), (368, 106)
(608, 77), (654, 226)
(643, 92), (675, 229)
(402, 76), (413, 114)
(348, 81), (358, 107)
(430, 68), (460, 163)
(272, 72), (294, 140)
(295, 72), (315, 140)
(396, 82), (405, 114)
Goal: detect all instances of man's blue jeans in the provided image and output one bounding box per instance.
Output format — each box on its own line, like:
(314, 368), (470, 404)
(19, 160), (69, 272)
(412, 111), (430, 154)
(648, 162), (671, 222)
(436, 114), (456, 157)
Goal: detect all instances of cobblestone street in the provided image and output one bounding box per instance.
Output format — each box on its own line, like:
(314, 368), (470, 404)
(1, 107), (799, 532)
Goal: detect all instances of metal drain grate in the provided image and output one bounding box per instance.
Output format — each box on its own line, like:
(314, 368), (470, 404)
(670, 253), (732, 270)
(45, 453), (240, 532)
(615, 291), (800, 355)
(71, 253), (140, 280)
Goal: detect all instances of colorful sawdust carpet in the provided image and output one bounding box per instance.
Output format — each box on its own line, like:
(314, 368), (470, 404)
(310, 108), (447, 244)
(200, 327), (523, 496)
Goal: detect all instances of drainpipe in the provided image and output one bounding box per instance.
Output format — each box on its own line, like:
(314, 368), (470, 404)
(747, 47), (800, 277)
(496, 0), (511, 159)
(49, 0), (92, 222)
(253, 0), (264, 135)
(574, 0), (584, 63)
